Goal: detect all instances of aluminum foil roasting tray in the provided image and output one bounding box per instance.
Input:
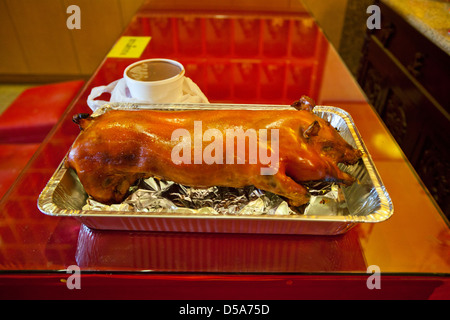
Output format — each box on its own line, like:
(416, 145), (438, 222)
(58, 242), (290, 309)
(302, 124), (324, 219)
(38, 103), (393, 235)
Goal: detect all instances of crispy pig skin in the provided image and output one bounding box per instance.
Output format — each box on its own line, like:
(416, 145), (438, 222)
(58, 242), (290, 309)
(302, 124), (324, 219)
(66, 101), (362, 206)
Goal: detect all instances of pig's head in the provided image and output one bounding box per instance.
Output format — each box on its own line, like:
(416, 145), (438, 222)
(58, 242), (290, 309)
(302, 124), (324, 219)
(301, 117), (362, 166)
(292, 96), (362, 167)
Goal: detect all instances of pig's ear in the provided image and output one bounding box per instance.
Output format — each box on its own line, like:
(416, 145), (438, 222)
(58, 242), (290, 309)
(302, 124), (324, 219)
(72, 113), (92, 131)
(291, 95), (315, 112)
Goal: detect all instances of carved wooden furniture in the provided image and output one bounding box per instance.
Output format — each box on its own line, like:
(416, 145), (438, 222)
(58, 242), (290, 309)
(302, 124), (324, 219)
(358, 1), (450, 218)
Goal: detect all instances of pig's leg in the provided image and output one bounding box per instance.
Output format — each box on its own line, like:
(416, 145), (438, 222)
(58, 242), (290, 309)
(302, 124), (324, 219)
(254, 170), (311, 206)
(285, 153), (356, 186)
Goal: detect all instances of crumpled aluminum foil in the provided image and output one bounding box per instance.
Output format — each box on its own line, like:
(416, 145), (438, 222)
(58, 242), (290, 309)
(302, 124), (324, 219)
(82, 177), (345, 217)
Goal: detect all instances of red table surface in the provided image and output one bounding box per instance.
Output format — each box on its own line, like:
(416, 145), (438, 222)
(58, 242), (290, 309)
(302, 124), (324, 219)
(0, 2), (449, 300)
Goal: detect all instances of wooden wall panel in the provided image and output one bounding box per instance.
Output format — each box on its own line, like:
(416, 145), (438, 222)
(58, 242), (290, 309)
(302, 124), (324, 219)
(119, 0), (145, 28)
(62, 0), (125, 74)
(0, 0), (145, 81)
(301, 0), (349, 49)
(0, 0), (29, 74)
(4, 0), (80, 75)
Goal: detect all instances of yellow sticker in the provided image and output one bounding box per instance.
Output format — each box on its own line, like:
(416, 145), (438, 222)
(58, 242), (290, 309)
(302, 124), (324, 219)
(107, 36), (151, 58)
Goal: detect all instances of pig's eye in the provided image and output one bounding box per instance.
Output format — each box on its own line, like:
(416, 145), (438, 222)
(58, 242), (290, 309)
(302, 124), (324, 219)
(302, 121), (320, 139)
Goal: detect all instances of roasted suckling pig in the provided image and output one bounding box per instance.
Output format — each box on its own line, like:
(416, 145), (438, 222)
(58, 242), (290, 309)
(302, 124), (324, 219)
(66, 97), (362, 207)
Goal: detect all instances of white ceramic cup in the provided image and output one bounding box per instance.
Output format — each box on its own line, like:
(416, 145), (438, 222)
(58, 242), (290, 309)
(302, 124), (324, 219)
(123, 58), (185, 103)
